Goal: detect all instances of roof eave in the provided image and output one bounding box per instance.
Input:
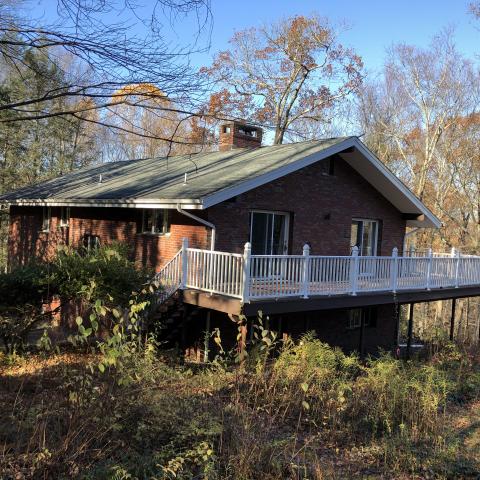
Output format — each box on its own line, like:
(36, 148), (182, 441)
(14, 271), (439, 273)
(0, 198), (204, 209)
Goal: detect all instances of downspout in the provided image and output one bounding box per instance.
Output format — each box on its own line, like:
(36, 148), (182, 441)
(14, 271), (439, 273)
(176, 204), (216, 251)
(403, 227), (419, 255)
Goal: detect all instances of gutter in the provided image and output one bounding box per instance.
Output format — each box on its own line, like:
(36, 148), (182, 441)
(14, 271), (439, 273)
(176, 204), (216, 251)
(403, 227), (419, 255)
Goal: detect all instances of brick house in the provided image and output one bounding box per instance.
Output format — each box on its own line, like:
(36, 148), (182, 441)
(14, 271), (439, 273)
(3, 121), (480, 356)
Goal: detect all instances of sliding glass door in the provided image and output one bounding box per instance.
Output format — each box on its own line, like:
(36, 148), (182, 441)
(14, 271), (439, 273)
(351, 219), (379, 256)
(250, 211), (289, 255)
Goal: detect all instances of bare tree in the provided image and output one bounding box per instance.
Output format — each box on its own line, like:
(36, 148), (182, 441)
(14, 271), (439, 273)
(202, 15), (363, 144)
(0, 0), (212, 147)
(358, 31), (480, 250)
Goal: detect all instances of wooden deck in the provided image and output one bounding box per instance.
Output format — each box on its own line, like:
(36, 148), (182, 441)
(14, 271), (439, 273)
(154, 243), (480, 315)
(183, 284), (480, 316)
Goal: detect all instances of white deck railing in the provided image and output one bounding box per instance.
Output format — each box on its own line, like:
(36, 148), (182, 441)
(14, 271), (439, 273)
(155, 239), (480, 303)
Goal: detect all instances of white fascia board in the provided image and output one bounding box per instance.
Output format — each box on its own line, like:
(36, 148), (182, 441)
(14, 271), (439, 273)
(201, 138), (358, 209)
(1, 198), (203, 209)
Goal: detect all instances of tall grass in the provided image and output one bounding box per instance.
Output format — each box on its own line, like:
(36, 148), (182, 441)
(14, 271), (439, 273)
(1, 335), (479, 479)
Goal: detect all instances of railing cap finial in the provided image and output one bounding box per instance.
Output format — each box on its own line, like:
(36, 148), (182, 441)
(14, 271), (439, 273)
(351, 246), (359, 256)
(392, 247), (398, 257)
(243, 242), (251, 254)
(303, 243), (310, 255)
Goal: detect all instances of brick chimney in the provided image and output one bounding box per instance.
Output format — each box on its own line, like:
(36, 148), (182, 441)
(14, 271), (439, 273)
(219, 121), (263, 151)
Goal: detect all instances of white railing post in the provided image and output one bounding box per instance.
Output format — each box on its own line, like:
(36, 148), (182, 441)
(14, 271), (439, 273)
(426, 248), (433, 290)
(391, 247), (398, 293)
(350, 246), (359, 296)
(454, 249), (461, 288)
(180, 237), (189, 289)
(301, 243), (310, 299)
(241, 242), (251, 303)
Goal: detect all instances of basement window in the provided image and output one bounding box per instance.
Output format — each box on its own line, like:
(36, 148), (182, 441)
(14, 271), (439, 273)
(142, 209), (171, 235)
(59, 207), (70, 227)
(41, 207), (51, 232)
(347, 307), (377, 330)
(83, 234), (100, 251)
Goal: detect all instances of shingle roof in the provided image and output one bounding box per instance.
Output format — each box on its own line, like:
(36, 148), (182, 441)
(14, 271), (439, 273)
(0, 137), (348, 205)
(0, 136), (441, 228)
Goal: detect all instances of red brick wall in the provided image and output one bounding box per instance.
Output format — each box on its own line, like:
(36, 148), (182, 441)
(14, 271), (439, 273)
(8, 206), (209, 271)
(206, 156), (406, 256)
(190, 304), (398, 355)
(8, 155), (407, 269)
(280, 304), (398, 354)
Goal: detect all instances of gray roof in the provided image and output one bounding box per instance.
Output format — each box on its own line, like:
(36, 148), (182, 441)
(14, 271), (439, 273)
(0, 137), (347, 206)
(0, 136), (441, 228)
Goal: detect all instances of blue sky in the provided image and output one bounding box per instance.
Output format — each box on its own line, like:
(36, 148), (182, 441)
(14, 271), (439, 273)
(203, 0), (478, 72)
(36, 0), (479, 73)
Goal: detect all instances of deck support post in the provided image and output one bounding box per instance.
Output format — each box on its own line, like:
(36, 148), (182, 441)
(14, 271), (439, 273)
(241, 242), (251, 304)
(393, 303), (401, 353)
(204, 311), (211, 362)
(302, 243), (311, 299)
(359, 309), (366, 359)
(450, 298), (456, 341)
(238, 318), (248, 368)
(426, 249), (433, 290)
(391, 247), (398, 293)
(180, 237), (189, 289)
(406, 303), (414, 359)
(350, 246), (359, 296)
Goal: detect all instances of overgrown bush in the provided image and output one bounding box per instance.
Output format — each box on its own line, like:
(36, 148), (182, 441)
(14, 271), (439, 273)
(0, 263), (53, 352)
(52, 243), (151, 307)
(0, 243), (153, 352)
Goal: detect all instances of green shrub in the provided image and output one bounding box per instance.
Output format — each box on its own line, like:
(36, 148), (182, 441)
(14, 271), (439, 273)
(0, 263), (53, 352)
(52, 243), (151, 307)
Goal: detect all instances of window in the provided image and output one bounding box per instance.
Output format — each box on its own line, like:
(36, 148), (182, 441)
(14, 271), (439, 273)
(60, 207), (70, 227)
(347, 307), (377, 329)
(238, 126), (258, 137)
(83, 234), (100, 250)
(222, 125), (231, 134)
(351, 219), (379, 256)
(41, 207), (51, 232)
(142, 209), (171, 235)
(249, 211), (289, 255)
(319, 157), (335, 176)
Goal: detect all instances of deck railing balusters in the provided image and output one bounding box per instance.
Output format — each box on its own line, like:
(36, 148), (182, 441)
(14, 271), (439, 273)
(155, 243), (480, 302)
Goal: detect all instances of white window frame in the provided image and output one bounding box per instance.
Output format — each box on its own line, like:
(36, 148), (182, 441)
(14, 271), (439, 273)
(41, 207), (51, 232)
(142, 209), (171, 235)
(59, 207), (70, 227)
(347, 308), (371, 330)
(351, 218), (379, 256)
(249, 210), (290, 255)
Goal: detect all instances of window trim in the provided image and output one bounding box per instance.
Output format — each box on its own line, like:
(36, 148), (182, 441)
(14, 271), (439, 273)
(347, 307), (377, 330)
(141, 209), (171, 236)
(249, 209), (290, 255)
(41, 207), (51, 233)
(59, 207), (70, 228)
(351, 218), (380, 256)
